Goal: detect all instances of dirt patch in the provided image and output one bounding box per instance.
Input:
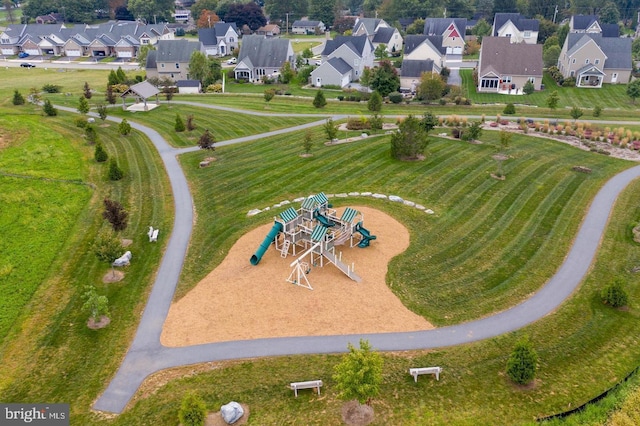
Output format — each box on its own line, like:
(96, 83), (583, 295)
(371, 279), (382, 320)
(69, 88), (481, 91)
(161, 206), (433, 347)
(87, 316), (111, 330)
(342, 400), (374, 426)
(103, 270), (124, 283)
(121, 239), (133, 247)
(206, 404), (250, 426)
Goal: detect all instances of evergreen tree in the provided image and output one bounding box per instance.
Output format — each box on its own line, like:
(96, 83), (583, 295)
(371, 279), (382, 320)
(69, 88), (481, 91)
(85, 125), (98, 144)
(116, 66), (127, 84)
(108, 69), (119, 86)
(12, 89), (25, 105)
(103, 198), (128, 231)
(94, 142), (108, 162)
(118, 119), (132, 136)
(313, 90), (327, 108)
(506, 337), (538, 385)
(97, 104), (108, 121)
(601, 277), (629, 308)
(105, 85), (117, 105)
(368, 60), (400, 97)
(390, 115), (428, 160)
(83, 81), (93, 99)
(108, 158), (124, 181)
(198, 129), (215, 150)
(367, 90), (382, 112)
(78, 96), (90, 114)
(43, 99), (57, 116)
(324, 118), (339, 140)
(175, 114), (186, 132)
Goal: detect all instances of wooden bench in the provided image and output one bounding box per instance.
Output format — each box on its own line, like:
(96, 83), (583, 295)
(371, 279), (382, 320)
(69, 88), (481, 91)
(150, 228), (159, 242)
(409, 367), (442, 382)
(289, 380), (323, 397)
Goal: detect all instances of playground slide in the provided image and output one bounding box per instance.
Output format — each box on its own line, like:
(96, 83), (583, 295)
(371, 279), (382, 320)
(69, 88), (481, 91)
(355, 223), (377, 248)
(314, 209), (336, 227)
(250, 221), (283, 265)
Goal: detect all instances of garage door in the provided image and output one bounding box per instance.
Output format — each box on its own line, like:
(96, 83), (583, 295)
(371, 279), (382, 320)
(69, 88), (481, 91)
(452, 46), (463, 54)
(118, 51), (132, 58)
(66, 49), (81, 57)
(25, 48), (40, 55)
(1, 48), (14, 55)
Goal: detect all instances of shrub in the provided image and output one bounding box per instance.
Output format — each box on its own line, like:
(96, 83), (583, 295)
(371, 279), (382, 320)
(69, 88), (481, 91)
(263, 89), (275, 103)
(206, 83), (223, 93)
(313, 90), (327, 108)
(601, 278), (629, 308)
(593, 105), (603, 117)
(367, 90), (382, 112)
(178, 393), (207, 426)
(108, 158), (124, 181)
(118, 119), (131, 136)
(370, 114), (383, 131)
(42, 84), (62, 93)
(92, 229), (122, 263)
(175, 114), (186, 132)
(94, 142), (108, 162)
(346, 117), (370, 130)
(333, 339), (383, 404)
(43, 99), (57, 116)
(75, 116), (88, 128)
(506, 337), (538, 385)
(82, 286), (109, 322)
(186, 114), (196, 131)
(562, 77), (576, 87)
(12, 90), (25, 105)
(523, 80), (535, 95)
(388, 92), (403, 104)
(324, 118), (339, 140)
(85, 125), (98, 144)
(503, 103), (516, 115)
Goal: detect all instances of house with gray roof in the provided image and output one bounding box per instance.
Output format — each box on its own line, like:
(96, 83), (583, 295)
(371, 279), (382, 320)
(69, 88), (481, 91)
(291, 20), (325, 35)
(558, 33), (631, 87)
(310, 57), (353, 87)
(146, 39), (200, 81)
(198, 22), (239, 57)
(423, 18), (466, 54)
(400, 59), (439, 93)
(569, 15), (619, 37)
(492, 13), (539, 44)
(403, 35), (446, 67)
(320, 35), (374, 82)
(233, 35), (294, 82)
(353, 17), (402, 54)
(477, 36), (543, 93)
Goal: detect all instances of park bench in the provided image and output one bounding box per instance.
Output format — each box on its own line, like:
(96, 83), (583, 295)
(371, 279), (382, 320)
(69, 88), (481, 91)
(409, 367), (442, 382)
(289, 380), (323, 397)
(150, 229), (159, 242)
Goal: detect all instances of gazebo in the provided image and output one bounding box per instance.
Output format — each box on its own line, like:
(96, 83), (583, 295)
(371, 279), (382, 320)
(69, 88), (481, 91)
(120, 81), (160, 111)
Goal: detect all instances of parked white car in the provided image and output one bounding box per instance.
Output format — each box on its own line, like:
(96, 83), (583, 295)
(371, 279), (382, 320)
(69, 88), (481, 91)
(227, 57), (237, 65)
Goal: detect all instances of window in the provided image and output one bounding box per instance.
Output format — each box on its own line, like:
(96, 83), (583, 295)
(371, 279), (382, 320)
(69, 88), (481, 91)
(141, 39), (149, 44)
(572, 58), (576, 64)
(595, 58), (600, 64)
(502, 76), (512, 83)
(528, 77), (535, 84)
(505, 33), (512, 38)
(570, 70), (575, 77)
(481, 79), (498, 89)
(354, 59), (359, 66)
(585, 59), (589, 64)
(161, 63), (165, 68)
(176, 63), (180, 69)
(230, 37), (234, 42)
(524, 31), (531, 38)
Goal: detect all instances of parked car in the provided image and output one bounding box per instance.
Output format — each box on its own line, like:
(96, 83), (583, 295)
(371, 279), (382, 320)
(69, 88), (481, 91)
(18, 52), (29, 58)
(20, 63), (36, 68)
(226, 57), (237, 64)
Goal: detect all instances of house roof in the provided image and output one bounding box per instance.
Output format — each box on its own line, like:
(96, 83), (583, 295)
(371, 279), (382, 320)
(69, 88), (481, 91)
(493, 13), (539, 35)
(601, 23), (619, 37)
(478, 37), (543, 77)
(237, 35), (292, 68)
(322, 35), (371, 56)
(155, 39), (199, 63)
(566, 33), (631, 70)
(423, 18), (467, 36)
(354, 18), (383, 35)
(177, 79), (201, 87)
(401, 59), (436, 78)
(404, 34), (446, 56)
(571, 15), (599, 31)
(575, 64), (605, 76)
(372, 27), (396, 44)
(124, 81), (160, 98)
(292, 20), (322, 27)
(326, 57), (352, 74)
(198, 28), (218, 46)
(146, 50), (157, 69)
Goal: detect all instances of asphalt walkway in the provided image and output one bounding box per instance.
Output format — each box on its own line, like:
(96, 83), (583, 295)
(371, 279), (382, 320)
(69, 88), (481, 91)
(76, 104), (640, 414)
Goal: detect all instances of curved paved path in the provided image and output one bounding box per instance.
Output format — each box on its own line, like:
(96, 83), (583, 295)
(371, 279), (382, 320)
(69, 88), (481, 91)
(81, 104), (640, 414)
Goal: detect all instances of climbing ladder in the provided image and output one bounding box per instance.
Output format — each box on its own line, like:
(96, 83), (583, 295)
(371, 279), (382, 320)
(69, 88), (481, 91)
(280, 240), (291, 258)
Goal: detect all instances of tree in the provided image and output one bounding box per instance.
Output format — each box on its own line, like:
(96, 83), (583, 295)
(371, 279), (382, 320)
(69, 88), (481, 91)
(83, 81), (93, 99)
(82, 285), (110, 323)
(186, 114), (196, 131)
(137, 45), (155, 67)
(108, 158), (124, 181)
(224, 2), (266, 31)
(42, 99), (57, 116)
(264, 89), (275, 103)
(178, 393), (207, 426)
(103, 198), (128, 231)
(92, 229), (122, 263)
(463, 121), (483, 142)
(593, 105), (602, 117)
(198, 129), (215, 150)
(390, 115), (428, 160)
(367, 90), (382, 112)
(2, 0), (16, 24)
(189, 51), (222, 87)
(116, 67), (127, 84)
(302, 130), (313, 154)
(503, 103), (516, 115)
(472, 19), (492, 43)
(279, 62), (295, 84)
(333, 339), (383, 405)
(196, 9), (220, 28)
(546, 90), (559, 112)
(265, 0), (308, 24)
(12, 90), (25, 106)
(309, 0), (335, 27)
(333, 16), (356, 34)
(599, 1), (620, 24)
(28, 87), (41, 105)
(313, 90), (327, 108)
(627, 79), (640, 104)
(368, 60), (400, 97)
(128, 0), (174, 23)
(416, 72), (445, 103)
(506, 337), (538, 385)
(95, 142), (109, 162)
(570, 106), (583, 122)
(85, 125), (98, 144)
(421, 111), (438, 133)
(493, 0), (517, 14)
(633, 38), (640, 61)
(499, 130), (512, 153)
(105, 85), (117, 105)
(175, 114), (186, 132)
(324, 118), (339, 140)
(118, 119), (132, 136)
(543, 45), (561, 68)
(97, 104), (108, 121)
(522, 80), (535, 95)
(557, 24), (569, 48)
(374, 43), (389, 59)
(191, 0), (218, 21)
(601, 277), (629, 307)
(406, 18), (425, 35)
(78, 96), (90, 114)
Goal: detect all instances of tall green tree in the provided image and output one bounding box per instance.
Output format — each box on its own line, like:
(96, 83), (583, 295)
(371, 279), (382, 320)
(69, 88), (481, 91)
(367, 90), (382, 112)
(417, 72), (445, 103)
(128, 0), (174, 23)
(2, 0), (16, 23)
(313, 90), (327, 108)
(265, 0), (308, 25)
(546, 90), (559, 111)
(137, 45), (155, 67)
(309, 0), (335, 28)
(78, 96), (90, 114)
(191, 0), (218, 21)
(390, 115), (428, 160)
(493, 0), (517, 14)
(599, 1), (620, 24)
(506, 337), (538, 385)
(557, 24), (569, 48)
(626, 79), (640, 104)
(368, 60), (400, 97)
(543, 45), (561, 68)
(472, 19), (492, 43)
(333, 339), (383, 404)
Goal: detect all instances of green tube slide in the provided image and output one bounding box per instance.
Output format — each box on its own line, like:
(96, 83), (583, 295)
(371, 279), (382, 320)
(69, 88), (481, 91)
(250, 221), (283, 265)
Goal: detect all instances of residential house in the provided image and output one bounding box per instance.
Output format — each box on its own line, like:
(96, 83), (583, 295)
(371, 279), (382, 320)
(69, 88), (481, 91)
(173, 10), (191, 23)
(198, 22), (239, 57)
(255, 24), (280, 37)
(233, 35), (294, 82)
(476, 36), (543, 92)
(423, 18), (466, 55)
(35, 13), (63, 24)
(403, 35), (446, 67)
(557, 33), (631, 87)
(400, 60), (438, 93)
(492, 13), (539, 44)
(146, 39), (200, 81)
(291, 20), (325, 35)
(353, 17), (403, 54)
(311, 35), (374, 87)
(569, 15), (619, 37)
(0, 22), (173, 58)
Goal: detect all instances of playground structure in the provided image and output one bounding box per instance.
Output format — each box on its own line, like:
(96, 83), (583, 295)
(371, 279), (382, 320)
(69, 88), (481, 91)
(249, 193), (377, 290)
